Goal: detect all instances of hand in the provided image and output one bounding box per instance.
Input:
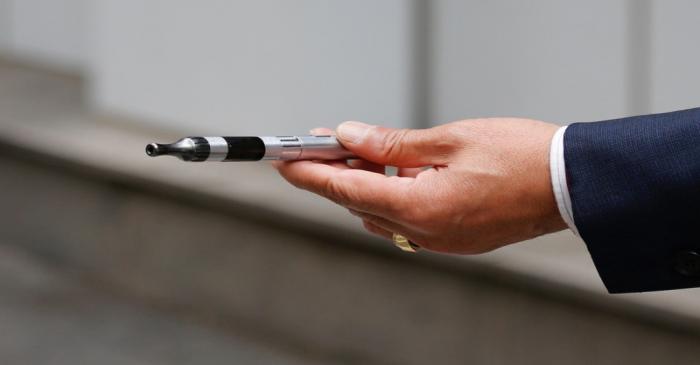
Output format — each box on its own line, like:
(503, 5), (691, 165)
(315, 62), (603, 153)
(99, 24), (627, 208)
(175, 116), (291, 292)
(273, 118), (567, 254)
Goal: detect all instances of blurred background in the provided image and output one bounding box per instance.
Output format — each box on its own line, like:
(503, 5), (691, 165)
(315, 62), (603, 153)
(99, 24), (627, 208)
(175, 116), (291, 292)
(1, 0), (700, 364)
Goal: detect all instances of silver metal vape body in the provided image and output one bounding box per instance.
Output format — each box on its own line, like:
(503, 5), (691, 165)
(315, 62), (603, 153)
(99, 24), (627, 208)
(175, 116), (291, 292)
(200, 135), (355, 161)
(259, 135), (355, 160)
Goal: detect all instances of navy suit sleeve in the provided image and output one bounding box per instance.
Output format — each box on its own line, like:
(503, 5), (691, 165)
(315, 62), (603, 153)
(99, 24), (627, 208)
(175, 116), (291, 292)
(564, 107), (700, 293)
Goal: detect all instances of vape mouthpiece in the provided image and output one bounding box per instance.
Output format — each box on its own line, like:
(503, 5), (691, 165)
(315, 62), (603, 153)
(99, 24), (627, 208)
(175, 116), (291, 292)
(145, 143), (164, 157)
(144, 137), (210, 161)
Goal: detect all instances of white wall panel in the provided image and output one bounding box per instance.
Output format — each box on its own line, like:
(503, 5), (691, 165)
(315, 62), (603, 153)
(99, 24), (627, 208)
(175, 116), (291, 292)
(650, 0), (700, 113)
(0, 0), (13, 53)
(8, 0), (87, 71)
(8, 0), (694, 131)
(429, 0), (629, 125)
(91, 0), (414, 134)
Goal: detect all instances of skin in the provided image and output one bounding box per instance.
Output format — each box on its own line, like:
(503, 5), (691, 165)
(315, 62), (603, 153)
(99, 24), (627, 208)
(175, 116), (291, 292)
(273, 118), (568, 254)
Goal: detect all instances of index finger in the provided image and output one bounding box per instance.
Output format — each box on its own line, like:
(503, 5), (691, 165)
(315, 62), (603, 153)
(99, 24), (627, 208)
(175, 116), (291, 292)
(274, 160), (413, 217)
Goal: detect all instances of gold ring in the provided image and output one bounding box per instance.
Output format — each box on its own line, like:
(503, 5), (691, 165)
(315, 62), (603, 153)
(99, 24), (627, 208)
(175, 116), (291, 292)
(392, 233), (420, 253)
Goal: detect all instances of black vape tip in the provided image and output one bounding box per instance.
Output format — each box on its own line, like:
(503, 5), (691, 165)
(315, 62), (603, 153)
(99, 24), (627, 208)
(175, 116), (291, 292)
(145, 139), (204, 161)
(145, 143), (163, 157)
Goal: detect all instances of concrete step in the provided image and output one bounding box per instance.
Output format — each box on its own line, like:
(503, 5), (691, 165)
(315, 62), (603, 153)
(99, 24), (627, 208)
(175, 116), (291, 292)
(0, 244), (327, 365)
(3, 59), (700, 365)
(4, 145), (700, 365)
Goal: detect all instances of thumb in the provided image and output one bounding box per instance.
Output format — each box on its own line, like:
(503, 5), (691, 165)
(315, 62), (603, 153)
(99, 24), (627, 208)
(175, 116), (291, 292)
(336, 121), (456, 167)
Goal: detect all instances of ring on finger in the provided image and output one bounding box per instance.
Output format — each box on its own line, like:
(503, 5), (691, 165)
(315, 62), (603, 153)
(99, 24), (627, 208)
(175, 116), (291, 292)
(392, 233), (421, 253)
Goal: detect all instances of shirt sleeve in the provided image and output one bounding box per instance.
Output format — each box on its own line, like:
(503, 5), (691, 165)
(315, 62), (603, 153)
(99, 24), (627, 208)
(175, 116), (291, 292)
(549, 126), (579, 235)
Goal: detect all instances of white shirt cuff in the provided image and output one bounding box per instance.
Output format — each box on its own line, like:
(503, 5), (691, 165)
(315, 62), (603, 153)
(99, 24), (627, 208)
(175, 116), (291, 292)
(549, 126), (579, 235)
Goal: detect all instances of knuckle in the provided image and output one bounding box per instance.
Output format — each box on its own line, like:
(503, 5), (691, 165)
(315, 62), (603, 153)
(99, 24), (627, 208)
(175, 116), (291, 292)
(384, 197), (409, 221)
(434, 139), (459, 156)
(439, 124), (468, 148)
(441, 122), (464, 136)
(323, 174), (349, 205)
(389, 199), (409, 214)
(362, 214), (383, 227)
(362, 220), (379, 233)
(285, 175), (310, 191)
(362, 220), (389, 239)
(379, 129), (409, 160)
(394, 191), (432, 224)
(399, 204), (427, 224)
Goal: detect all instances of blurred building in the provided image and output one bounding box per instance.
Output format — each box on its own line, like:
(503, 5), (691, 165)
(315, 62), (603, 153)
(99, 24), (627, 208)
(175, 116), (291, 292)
(1, 1), (700, 364)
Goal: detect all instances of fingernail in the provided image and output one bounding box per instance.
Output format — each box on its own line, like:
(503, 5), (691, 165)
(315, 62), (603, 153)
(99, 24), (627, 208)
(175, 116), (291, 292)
(337, 121), (371, 143)
(309, 128), (324, 135)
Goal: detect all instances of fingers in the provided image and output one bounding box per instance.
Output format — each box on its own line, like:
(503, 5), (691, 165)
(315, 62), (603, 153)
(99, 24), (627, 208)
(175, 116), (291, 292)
(349, 208), (422, 242)
(398, 167), (424, 178)
(361, 220), (393, 240)
(275, 160), (412, 217)
(348, 208), (406, 233)
(348, 159), (385, 174)
(317, 159), (350, 170)
(310, 127), (385, 174)
(335, 121), (458, 167)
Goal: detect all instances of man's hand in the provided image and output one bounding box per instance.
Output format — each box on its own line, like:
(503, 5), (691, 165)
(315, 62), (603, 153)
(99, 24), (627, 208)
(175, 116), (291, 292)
(273, 118), (567, 254)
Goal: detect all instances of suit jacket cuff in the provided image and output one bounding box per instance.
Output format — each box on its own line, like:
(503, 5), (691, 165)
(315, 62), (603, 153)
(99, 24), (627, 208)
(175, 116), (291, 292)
(564, 108), (700, 293)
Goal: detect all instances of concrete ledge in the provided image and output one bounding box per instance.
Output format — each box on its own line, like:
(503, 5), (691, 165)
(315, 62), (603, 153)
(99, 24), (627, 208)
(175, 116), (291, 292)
(0, 245), (322, 365)
(5, 149), (700, 364)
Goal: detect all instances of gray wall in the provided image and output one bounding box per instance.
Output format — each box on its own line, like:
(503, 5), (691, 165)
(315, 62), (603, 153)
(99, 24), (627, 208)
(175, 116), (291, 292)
(428, 0), (629, 125)
(651, 0), (700, 113)
(0, 1), (698, 131)
(0, 0), (12, 52)
(0, 0), (87, 71)
(91, 0), (416, 134)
